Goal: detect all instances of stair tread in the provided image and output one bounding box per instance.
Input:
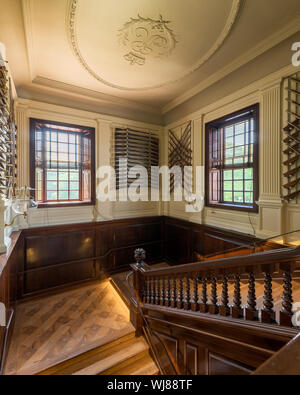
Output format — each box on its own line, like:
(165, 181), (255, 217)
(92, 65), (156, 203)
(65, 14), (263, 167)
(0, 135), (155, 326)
(36, 332), (136, 375)
(130, 359), (159, 375)
(73, 339), (149, 375)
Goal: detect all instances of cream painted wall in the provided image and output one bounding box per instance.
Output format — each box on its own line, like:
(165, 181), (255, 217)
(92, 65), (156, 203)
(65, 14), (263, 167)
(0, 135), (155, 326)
(15, 98), (163, 228)
(163, 63), (300, 239)
(12, 64), (300, 238)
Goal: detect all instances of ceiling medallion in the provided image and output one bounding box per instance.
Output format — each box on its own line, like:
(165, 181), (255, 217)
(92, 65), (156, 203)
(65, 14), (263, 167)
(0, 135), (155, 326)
(68, 0), (241, 91)
(118, 15), (177, 66)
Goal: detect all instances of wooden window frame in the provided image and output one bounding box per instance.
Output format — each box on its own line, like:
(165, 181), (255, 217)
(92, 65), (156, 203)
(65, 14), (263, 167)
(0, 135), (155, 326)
(205, 104), (259, 213)
(30, 118), (96, 208)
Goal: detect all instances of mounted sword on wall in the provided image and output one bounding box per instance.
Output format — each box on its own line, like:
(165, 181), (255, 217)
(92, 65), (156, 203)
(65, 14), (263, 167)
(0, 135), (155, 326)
(168, 121), (192, 192)
(282, 72), (300, 201)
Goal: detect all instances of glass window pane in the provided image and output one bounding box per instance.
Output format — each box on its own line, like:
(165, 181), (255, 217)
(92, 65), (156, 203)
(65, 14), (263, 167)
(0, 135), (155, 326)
(70, 191), (79, 200)
(234, 181), (243, 191)
(59, 171), (69, 180)
(234, 169), (243, 180)
(245, 192), (253, 203)
(224, 192), (232, 202)
(70, 181), (79, 190)
(234, 158), (244, 164)
(47, 191), (57, 200)
(224, 181), (232, 191)
(225, 137), (234, 148)
(235, 146), (244, 156)
(225, 126), (233, 137)
(47, 171), (58, 180)
(235, 122), (245, 134)
(70, 171), (79, 181)
(245, 168), (253, 179)
(59, 191), (69, 200)
(58, 133), (68, 142)
(235, 134), (245, 146)
(224, 170), (232, 180)
(59, 181), (69, 190)
(47, 181), (57, 191)
(245, 180), (253, 191)
(234, 192), (243, 203)
(225, 149), (233, 158)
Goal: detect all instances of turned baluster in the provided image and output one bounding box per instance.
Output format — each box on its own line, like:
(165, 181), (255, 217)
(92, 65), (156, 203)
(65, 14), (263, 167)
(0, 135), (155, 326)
(143, 277), (148, 304)
(261, 272), (276, 323)
(170, 277), (177, 308)
(220, 275), (230, 316)
(160, 277), (165, 306)
(231, 274), (243, 318)
(209, 277), (219, 314)
(244, 273), (258, 320)
(165, 277), (171, 307)
(280, 264), (294, 327)
(199, 277), (208, 313)
(184, 275), (191, 310)
(177, 277), (184, 309)
(150, 277), (155, 304)
(191, 275), (199, 312)
(155, 278), (160, 305)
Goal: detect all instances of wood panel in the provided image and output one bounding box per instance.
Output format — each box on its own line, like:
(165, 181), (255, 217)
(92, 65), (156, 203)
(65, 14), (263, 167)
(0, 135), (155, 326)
(4, 215), (260, 302)
(145, 305), (298, 375)
(18, 217), (164, 299)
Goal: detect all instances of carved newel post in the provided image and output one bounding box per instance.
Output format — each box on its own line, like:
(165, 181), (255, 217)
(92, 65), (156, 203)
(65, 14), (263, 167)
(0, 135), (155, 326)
(134, 248), (146, 268)
(133, 248), (146, 302)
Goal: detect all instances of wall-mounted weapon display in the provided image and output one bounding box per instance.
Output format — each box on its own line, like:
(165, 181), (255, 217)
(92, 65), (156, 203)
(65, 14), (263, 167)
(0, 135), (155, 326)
(0, 63), (17, 199)
(168, 121), (192, 192)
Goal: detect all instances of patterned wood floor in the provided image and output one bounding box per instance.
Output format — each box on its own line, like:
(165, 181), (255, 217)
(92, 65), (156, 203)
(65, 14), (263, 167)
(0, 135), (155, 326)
(4, 281), (134, 375)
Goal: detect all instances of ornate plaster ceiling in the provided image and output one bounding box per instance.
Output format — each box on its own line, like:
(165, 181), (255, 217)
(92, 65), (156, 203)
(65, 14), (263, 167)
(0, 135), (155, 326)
(1, 0), (300, 122)
(68, 0), (240, 90)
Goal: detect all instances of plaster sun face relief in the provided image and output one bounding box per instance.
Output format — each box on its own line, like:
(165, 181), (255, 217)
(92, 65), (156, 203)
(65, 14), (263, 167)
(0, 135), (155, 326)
(118, 15), (177, 66)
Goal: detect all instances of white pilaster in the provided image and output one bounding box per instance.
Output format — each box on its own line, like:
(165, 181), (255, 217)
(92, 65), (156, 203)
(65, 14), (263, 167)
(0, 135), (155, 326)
(257, 81), (284, 238)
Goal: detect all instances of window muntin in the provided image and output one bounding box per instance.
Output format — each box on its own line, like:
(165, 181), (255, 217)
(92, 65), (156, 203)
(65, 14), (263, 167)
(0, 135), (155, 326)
(30, 119), (95, 206)
(206, 105), (259, 212)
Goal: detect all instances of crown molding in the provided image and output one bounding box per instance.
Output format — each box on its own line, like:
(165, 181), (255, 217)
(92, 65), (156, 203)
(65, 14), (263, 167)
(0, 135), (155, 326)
(32, 76), (161, 115)
(15, 97), (163, 131)
(165, 63), (300, 130)
(162, 14), (300, 114)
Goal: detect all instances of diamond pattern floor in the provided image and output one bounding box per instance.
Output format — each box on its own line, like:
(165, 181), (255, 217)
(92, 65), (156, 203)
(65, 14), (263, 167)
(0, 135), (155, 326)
(4, 281), (134, 375)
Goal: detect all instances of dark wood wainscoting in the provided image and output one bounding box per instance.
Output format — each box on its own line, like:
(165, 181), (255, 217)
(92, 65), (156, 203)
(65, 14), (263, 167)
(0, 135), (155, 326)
(164, 217), (257, 265)
(0, 232), (23, 373)
(145, 306), (298, 375)
(18, 217), (164, 299)
(2, 216), (258, 302)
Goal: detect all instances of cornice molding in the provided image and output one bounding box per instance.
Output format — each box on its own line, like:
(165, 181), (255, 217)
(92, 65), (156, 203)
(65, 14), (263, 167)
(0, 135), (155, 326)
(32, 76), (160, 115)
(165, 63), (300, 130)
(67, 0), (241, 91)
(162, 14), (300, 114)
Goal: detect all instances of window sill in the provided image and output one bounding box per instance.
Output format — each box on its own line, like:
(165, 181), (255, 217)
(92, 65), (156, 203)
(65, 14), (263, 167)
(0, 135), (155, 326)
(37, 201), (95, 209)
(206, 202), (259, 213)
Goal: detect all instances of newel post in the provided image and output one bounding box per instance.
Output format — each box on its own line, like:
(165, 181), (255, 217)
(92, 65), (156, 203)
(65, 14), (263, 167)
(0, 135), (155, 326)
(130, 248), (147, 336)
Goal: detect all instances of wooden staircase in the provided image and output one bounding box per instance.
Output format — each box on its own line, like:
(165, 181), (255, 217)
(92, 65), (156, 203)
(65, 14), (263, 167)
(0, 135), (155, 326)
(36, 332), (158, 375)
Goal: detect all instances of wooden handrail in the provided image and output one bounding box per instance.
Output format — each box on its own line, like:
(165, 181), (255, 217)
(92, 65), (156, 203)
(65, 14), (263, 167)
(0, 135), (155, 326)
(253, 333), (300, 375)
(132, 245), (300, 328)
(140, 245), (300, 277)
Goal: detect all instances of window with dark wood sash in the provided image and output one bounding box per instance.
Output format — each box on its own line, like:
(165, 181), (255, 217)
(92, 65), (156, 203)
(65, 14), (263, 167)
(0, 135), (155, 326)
(30, 119), (95, 207)
(115, 128), (159, 189)
(205, 104), (259, 212)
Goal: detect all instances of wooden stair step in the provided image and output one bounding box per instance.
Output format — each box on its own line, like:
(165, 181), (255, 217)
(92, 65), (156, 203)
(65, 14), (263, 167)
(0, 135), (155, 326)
(73, 338), (149, 375)
(100, 351), (159, 376)
(35, 332), (136, 375)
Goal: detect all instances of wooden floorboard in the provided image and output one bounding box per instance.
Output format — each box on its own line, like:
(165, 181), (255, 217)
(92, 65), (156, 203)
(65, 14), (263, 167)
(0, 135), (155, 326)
(4, 281), (134, 375)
